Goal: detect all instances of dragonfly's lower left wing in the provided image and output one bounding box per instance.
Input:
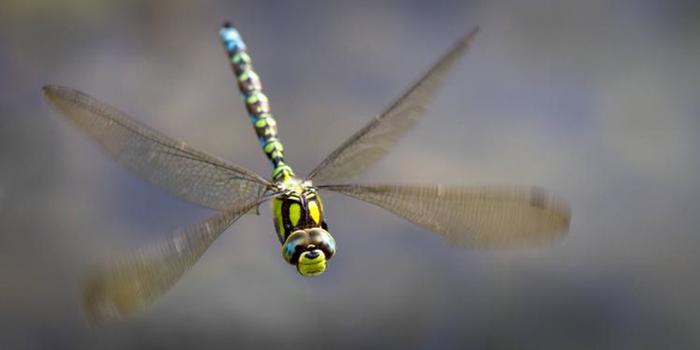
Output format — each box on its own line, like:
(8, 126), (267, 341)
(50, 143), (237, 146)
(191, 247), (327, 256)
(319, 184), (571, 248)
(82, 198), (266, 323)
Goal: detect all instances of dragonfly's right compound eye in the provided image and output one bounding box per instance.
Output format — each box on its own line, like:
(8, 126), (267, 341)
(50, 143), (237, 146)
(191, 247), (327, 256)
(307, 227), (336, 260)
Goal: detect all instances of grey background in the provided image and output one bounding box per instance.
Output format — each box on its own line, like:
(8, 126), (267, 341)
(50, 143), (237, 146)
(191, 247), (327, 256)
(1, 0), (699, 349)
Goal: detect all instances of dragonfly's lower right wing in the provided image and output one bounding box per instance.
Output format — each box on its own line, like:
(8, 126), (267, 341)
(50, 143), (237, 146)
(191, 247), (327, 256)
(83, 198), (266, 324)
(319, 184), (571, 248)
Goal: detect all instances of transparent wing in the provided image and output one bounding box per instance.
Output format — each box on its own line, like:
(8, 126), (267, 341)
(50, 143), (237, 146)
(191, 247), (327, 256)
(320, 184), (571, 248)
(43, 85), (271, 210)
(307, 27), (479, 185)
(82, 198), (265, 323)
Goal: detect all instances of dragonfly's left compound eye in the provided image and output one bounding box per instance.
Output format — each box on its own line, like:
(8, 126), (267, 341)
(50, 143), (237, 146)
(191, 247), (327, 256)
(281, 230), (310, 264)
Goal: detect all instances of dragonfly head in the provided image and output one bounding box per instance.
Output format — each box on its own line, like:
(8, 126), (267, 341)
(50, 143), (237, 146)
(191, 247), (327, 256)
(281, 227), (336, 277)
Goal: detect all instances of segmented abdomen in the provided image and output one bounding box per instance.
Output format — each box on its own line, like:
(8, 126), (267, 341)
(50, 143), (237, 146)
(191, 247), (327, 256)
(219, 22), (294, 181)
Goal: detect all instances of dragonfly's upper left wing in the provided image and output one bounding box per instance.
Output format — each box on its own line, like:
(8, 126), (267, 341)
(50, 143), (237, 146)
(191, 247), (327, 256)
(320, 184), (571, 248)
(43, 85), (271, 210)
(306, 27), (479, 185)
(83, 197), (266, 323)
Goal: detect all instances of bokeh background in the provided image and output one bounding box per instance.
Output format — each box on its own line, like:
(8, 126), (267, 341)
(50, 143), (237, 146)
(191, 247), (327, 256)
(2, 0), (700, 349)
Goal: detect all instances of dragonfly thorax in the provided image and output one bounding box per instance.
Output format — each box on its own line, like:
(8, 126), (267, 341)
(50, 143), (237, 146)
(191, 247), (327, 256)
(271, 177), (326, 241)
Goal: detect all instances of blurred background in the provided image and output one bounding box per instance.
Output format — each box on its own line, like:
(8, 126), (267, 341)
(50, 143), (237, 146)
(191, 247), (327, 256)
(2, 0), (699, 349)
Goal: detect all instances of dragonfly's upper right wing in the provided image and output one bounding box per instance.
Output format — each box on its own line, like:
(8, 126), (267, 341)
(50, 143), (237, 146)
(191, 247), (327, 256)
(306, 27), (479, 185)
(44, 85), (271, 210)
(320, 184), (571, 248)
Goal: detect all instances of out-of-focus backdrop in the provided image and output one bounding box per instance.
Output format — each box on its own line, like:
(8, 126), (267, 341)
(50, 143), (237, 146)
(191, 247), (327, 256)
(2, 0), (699, 349)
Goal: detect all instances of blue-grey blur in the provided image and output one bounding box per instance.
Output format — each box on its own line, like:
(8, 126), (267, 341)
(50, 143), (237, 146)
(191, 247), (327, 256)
(2, 0), (700, 349)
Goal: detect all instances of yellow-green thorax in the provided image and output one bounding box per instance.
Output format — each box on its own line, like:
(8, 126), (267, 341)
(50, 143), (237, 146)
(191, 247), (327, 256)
(272, 178), (325, 242)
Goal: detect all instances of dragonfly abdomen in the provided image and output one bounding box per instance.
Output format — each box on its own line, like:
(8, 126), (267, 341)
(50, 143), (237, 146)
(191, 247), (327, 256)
(219, 22), (294, 181)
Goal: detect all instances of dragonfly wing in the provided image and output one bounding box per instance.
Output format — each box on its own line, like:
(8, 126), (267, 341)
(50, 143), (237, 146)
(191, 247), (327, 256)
(82, 198), (265, 323)
(320, 184), (571, 248)
(43, 85), (271, 210)
(307, 28), (479, 185)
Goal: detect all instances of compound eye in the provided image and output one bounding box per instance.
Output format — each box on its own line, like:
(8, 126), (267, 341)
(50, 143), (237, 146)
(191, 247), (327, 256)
(319, 238), (336, 260)
(308, 228), (324, 245)
(308, 228), (336, 260)
(282, 230), (310, 264)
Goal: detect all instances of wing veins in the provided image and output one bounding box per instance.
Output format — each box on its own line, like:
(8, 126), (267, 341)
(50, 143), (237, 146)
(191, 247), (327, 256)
(307, 27), (479, 184)
(44, 85), (271, 210)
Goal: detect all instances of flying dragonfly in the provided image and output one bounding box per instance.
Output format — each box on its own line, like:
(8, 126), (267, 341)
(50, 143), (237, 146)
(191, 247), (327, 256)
(44, 21), (570, 322)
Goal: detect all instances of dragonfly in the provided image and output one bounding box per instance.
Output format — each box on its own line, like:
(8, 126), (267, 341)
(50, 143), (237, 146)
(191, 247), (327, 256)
(44, 21), (570, 322)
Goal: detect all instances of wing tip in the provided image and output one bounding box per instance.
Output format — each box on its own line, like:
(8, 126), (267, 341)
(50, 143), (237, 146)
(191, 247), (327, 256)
(41, 83), (63, 93)
(81, 272), (118, 325)
(462, 25), (480, 45)
(81, 266), (144, 325)
(41, 84), (74, 104)
(41, 84), (57, 99)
